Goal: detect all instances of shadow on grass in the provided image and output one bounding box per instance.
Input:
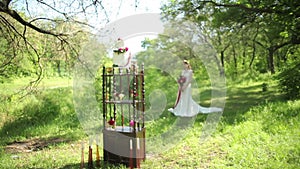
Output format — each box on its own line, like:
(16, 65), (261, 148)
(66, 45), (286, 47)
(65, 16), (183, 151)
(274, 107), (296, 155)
(5, 137), (71, 153)
(196, 82), (284, 125)
(224, 83), (283, 125)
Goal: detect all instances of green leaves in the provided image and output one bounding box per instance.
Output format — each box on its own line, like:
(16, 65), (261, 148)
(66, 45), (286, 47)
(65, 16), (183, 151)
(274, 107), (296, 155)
(277, 62), (300, 100)
(161, 0), (300, 74)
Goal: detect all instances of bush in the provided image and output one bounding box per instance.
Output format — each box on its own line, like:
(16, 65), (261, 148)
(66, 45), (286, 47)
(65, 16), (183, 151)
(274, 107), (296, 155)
(277, 62), (300, 100)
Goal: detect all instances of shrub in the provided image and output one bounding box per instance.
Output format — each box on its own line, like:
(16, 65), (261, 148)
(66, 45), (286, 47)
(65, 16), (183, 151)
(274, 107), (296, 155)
(277, 62), (300, 100)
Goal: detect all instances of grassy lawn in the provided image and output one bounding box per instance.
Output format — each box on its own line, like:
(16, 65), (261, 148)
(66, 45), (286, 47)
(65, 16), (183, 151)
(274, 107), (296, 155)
(0, 75), (299, 168)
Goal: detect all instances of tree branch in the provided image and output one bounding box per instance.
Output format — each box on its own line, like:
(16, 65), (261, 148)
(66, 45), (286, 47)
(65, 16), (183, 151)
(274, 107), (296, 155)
(199, 0), (284, 15)
(4, 8), (67, 37)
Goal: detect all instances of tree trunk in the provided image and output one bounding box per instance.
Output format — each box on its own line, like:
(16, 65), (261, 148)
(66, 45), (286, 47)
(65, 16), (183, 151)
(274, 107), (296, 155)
(249, 41), (256, 68)
(242, 47), (246, 66)
(232, 46), (238, 76)
(268, 47), (275, 74)
(56, 60), (61, 76)
(213, 54), (224, 76)
(220, 51), (225, 67)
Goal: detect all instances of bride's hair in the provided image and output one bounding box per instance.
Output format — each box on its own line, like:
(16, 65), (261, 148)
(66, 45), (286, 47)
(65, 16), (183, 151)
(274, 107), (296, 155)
(183, 60), (192, 70)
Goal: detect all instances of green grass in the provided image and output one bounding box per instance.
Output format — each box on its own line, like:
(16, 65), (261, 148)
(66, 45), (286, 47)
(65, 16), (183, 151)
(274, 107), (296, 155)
(0, 74), (299, 169)
(0, 87), (81, 142)
(141, 100), (300, 169)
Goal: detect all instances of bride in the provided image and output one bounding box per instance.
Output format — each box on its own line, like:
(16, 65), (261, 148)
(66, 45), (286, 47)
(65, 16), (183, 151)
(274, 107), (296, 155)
(168, 60), (223, 117)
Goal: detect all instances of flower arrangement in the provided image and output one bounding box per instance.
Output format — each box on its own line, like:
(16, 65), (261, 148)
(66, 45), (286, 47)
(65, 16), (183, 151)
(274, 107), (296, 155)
(177, 75), (186, 86)
(129, 120), (134, 127)
(108, 117), (115, 126)
(113, 47), (128, 54)
(113, 37), (128, 54)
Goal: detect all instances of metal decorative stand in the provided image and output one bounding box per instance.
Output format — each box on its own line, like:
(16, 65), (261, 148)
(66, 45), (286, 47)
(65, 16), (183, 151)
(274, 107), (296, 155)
(102, 64), (145, 168)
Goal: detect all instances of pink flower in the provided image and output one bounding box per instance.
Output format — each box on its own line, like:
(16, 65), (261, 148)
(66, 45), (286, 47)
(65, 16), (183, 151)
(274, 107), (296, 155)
(129, 120), (134, 127)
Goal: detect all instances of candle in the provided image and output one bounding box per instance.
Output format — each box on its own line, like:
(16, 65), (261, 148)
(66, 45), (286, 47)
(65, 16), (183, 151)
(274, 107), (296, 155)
(129, 139), (133, 169)
(88, 138), (93, 169)
(130, 139), (133, 150)
(80, 142), (84, 169)
(136, 138), (140, 168)
(95, 135), (100, 167)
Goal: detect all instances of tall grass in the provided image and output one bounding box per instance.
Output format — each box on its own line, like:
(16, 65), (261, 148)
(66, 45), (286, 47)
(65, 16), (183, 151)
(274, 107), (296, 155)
(0, 85), (82, 142)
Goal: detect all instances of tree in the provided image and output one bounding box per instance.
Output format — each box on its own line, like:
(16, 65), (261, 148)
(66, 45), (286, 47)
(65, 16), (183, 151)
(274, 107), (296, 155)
(161, 0), (300, 74)
(0, 0), (136, 87)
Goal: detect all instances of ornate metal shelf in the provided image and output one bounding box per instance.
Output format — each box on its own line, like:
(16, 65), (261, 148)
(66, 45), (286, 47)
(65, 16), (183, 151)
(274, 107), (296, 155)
(102, 64), (145, 168)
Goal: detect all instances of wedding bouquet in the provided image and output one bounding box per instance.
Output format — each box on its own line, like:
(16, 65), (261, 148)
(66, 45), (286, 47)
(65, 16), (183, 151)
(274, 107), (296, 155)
(177, 75), (186, 86)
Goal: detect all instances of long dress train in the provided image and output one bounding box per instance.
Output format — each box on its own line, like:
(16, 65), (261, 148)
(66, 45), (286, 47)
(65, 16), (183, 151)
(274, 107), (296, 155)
(168, 69), (223, 117)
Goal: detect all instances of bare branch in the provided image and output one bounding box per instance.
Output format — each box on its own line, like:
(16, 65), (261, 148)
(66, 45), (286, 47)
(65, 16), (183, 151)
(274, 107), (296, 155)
(95, 0), (110, 23)
(36, 0), (69, 19)
(5, 9), (67, 36)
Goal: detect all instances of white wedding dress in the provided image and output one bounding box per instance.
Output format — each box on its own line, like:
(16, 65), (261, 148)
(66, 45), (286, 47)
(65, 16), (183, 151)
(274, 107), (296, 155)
(168, 69), (223, 117)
